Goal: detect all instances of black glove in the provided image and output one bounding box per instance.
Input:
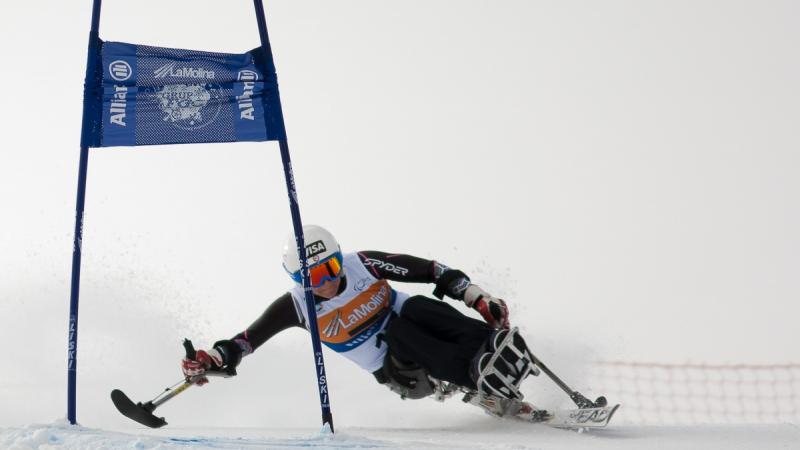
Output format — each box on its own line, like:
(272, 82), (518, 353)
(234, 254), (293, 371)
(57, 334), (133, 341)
(181, 339), (242, 385)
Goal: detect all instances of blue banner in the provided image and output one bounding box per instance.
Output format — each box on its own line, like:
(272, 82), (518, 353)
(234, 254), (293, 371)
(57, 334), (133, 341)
(83, 40), (286, 147)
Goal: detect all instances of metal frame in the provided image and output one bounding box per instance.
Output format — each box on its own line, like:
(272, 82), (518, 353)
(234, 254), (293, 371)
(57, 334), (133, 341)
(69, 0), (334, 431)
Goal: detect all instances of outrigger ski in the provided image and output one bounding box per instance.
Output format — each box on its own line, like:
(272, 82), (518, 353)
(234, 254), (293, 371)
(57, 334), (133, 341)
(111, 388), (169, 428)
(111, 339), (234, 428)
(112, 372), (233, 428)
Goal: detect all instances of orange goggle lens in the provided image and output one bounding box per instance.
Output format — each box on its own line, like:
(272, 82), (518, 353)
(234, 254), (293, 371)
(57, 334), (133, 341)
(292, 253), (343, 287)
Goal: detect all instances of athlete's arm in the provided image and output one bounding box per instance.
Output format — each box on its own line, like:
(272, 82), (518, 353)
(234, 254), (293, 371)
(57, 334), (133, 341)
(357, 250), (509, 329)
(181, 293), (302, 381)
(228, 292), (303, 355)
(357, 250), (471, 300)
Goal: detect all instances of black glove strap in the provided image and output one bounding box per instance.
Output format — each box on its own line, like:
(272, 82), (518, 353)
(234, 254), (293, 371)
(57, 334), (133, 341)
(433, 269), (469, 300)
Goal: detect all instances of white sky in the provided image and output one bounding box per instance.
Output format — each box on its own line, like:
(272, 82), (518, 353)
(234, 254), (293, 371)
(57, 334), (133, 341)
(0, 0), (798, 429)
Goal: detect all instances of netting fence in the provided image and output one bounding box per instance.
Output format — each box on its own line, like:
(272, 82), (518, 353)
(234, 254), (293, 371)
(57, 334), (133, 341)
(591, 361), (800, 425)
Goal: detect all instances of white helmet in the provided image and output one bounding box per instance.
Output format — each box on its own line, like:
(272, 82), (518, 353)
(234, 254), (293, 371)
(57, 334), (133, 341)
(282, 225), (342, 284)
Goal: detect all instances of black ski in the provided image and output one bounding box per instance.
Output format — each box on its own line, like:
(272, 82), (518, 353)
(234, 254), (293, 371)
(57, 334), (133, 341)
(110, 389), (168, 428)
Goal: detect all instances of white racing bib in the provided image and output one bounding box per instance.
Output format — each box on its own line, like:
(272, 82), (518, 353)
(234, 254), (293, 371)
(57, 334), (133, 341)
(290, 252), (409, 372)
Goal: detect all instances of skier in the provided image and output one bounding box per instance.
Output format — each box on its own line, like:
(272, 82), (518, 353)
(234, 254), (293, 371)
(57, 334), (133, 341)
(181, 225), (537, 410)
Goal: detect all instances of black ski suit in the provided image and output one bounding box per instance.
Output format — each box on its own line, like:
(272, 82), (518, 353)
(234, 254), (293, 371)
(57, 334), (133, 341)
(223, 251), (493, 389)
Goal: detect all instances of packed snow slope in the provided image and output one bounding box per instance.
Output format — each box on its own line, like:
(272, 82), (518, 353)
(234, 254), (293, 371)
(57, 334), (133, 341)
(3, 420), (799, 450)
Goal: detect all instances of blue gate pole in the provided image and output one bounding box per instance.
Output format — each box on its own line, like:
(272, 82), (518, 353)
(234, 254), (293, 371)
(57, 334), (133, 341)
(279, 140), (335, 432)
(252, 0), (334, 432)
(69, 0), (103, 425)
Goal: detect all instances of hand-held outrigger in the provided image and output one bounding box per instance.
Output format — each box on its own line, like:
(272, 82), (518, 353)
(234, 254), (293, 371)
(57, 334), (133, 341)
(110, 340), (234, 428)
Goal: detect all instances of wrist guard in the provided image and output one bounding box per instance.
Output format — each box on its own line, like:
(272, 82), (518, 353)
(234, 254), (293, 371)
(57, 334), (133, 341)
(212, 339), (244, 371)
(433, 269), (470, 300)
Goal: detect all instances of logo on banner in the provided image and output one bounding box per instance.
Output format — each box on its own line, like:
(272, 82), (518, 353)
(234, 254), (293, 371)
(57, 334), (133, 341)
(109, 85), (129, 126)
(108, 60), (132, 126)
(150, 84), (223, 130)
(109, 60), (132, 81)
(153, 62), (216, 80)
(237, 70), (258, 121)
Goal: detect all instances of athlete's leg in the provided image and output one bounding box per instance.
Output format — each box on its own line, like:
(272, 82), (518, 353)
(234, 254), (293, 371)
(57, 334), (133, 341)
(400, 295), (492, 349)
(385, 296), (493, 388)
(385, 314), (477, 388)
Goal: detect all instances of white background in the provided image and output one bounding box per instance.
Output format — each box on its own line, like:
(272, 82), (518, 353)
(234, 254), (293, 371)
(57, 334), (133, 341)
(0, 0), (798, 430)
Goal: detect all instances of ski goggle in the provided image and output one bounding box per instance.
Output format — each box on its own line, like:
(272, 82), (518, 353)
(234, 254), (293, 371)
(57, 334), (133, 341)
(289, 252), (344, 288)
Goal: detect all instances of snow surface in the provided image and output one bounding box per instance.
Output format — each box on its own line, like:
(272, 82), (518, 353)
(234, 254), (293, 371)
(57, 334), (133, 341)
(3, 420), (800, 450)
